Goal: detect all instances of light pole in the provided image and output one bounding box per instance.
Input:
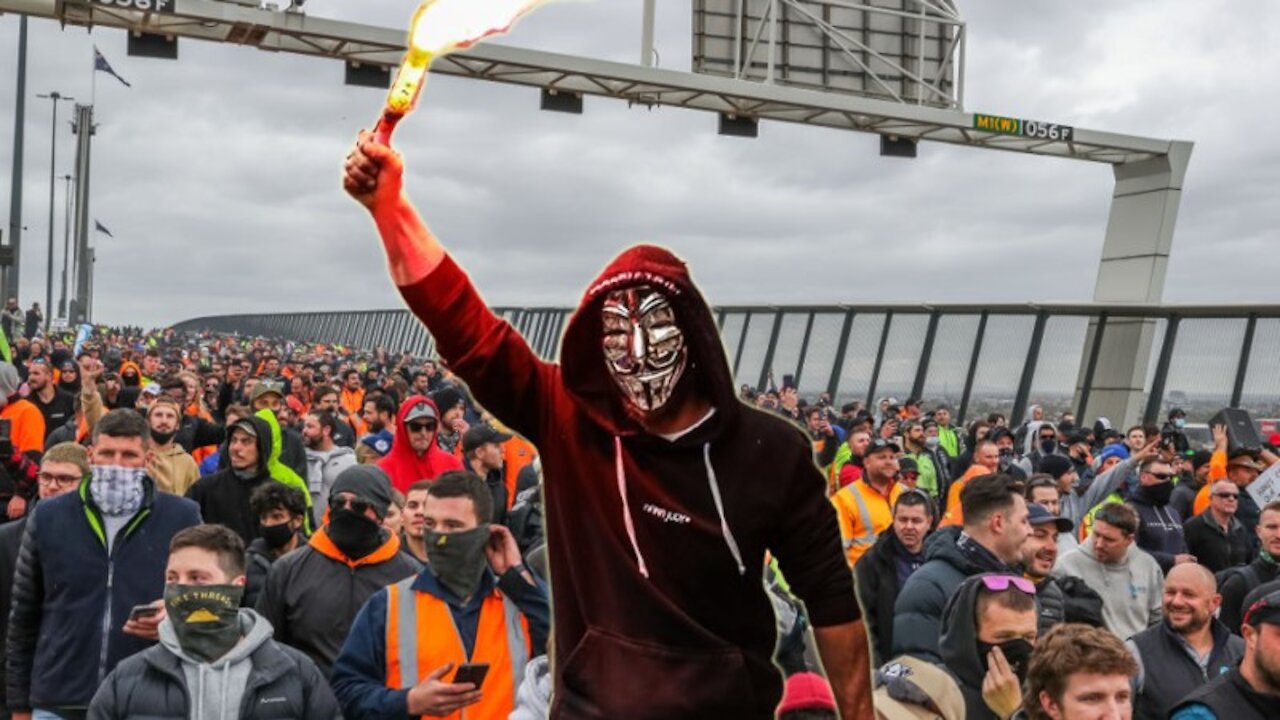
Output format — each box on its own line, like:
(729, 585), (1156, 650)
(5, 16), (28, 304)
(36, 91), (71, 335)
(58, 174), (72, 320)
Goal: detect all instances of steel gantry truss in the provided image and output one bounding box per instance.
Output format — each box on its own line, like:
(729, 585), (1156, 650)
(3, 0), (1175, 163)
(1, 0), (1196, 427)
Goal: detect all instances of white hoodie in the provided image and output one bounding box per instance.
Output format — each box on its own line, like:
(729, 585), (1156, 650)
(1055, 535), (1164, 641)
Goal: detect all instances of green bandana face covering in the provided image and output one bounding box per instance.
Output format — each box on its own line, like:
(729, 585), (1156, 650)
(424, 525), (491, 601)
(164, 584), (245, 663)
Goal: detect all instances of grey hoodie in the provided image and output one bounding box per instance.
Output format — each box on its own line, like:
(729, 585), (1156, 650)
(157, 608), (274, 720)
(1054, 535), (1164, 641)
(304, 445), (357, 516)
(508, 654), (551, 720)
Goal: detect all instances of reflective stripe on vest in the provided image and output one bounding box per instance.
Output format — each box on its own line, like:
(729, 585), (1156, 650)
(385, 577), (531, 719)
(842, 484), (878, 549)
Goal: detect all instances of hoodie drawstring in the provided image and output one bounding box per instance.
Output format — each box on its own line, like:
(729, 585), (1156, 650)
(220, 660), (231, 720)
(611, 436), (747, 580)
(615, 437), (650, 578)
(704, 443), (747, 576)
(196, 664), (206, 720)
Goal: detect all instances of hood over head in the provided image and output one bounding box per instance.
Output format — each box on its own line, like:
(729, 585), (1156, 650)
(231, 414), (274, 477)
(559, 244), (739, 436)
(939, 574), (996, 691)
(377, 395), (462, 492)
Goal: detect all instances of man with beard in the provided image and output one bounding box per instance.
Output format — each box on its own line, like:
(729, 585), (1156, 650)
(25, 360), (73, 442)
(146, 397), (200, 496)
(1172, 581), (1280, 719)
(313, 387), (356, 448)
(1021, 504), (1080, 634)
(303, 410), (356, 517)
(256, 466), (419, 678)
(1221, 501), (1280, 634)
(1127, 563), (1244, 720)
(345, 133), (871, 718)
(331, 471), (550, 719)
(361, 393), (397, 450)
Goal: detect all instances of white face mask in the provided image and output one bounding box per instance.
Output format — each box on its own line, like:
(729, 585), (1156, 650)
(925, 436), (940, 450)
(601, 286), (687, 413)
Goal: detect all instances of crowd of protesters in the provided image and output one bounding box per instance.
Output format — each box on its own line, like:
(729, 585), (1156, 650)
(0, 319), (1276, 719)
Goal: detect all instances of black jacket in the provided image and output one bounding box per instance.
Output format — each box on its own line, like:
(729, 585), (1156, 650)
(1219, 557), (1280, 634)
(1128, 486), (1187, 573)
(6, 481), (202, 710)
(255, 530), (419, 678)
(1184, 511), (1254, 574)
(0, 516), (24, 715)
(1172, 664), (1280, 719)
(855, 529), (922, 666)
(186, 414), (276, 544)
(939, 574), (1010, 720)
(892, 526), (1013, 662)
(87, 622), (340, 719)
(1129, 618), (1243, 720)
(175, 414), (225, 455)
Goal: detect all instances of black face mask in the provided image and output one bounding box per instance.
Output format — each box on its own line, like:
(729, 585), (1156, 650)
(1040, 439), (1056, 455)
(977, 638), (1034, 684)
(1146, 481), (1174, 505)
(150, 428), (177, 445)
(164, 584), (245, 663)
(259, 521), (296, 550)
(424, 525), (491, 601)
(326, 508), (385, 560)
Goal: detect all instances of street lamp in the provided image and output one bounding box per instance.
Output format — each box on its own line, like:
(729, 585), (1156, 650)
(59, 174), (72, 320)
(36, 91), (71, 334)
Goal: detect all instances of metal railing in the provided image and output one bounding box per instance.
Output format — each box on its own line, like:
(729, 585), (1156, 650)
(173, 303), (1280, 426)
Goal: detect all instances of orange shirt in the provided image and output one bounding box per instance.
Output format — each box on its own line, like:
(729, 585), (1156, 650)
(1, 399), (46, 456)
(941, 464), (994, 527)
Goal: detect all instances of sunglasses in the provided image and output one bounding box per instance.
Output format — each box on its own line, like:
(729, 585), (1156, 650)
(407, 421), (438, 434)
(980, 574), (1037, 595)
(330, 496), (374, 515)
(874, 669), (943, 716)
(1213, 492), (1240, 499)
(1145, 472), (1174, 481)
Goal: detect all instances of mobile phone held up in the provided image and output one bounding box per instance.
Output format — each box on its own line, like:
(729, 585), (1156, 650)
(129, 604), (161, 621)
(452, 662), (490, 689)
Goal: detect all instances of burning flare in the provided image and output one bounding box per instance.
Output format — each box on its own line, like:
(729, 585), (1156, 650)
(375, 0), (552, 144)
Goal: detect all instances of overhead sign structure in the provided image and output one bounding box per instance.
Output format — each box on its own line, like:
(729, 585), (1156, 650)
(973, 113), (1075, 143)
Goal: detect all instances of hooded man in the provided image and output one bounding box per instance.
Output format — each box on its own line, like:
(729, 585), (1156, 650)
(331, 470), (550, 719)
(345, 135), (870, 719)
(938, 573), (1040, 720)
(88, 524), (340, 719)
(255, 465), (419, 678)
(377, 396), (463, 494)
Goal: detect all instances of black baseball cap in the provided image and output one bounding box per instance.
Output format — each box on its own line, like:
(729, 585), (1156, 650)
(898, 457), (919, 475)
(1243, 583), (1280, 628)
(865, 438), (901, 457)
(462, 425), (514, 455)
(1027, 503), (1074, 534)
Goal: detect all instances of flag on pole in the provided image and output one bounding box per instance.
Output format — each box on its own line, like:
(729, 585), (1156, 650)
(93, 46), (132, 88)
(94, 219), (114, 238)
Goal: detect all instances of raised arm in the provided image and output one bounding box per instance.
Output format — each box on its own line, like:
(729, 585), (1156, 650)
(343, 133), (555, 442)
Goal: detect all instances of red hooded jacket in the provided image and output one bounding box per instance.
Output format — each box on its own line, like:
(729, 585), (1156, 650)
(398, 245), (856, 719)
(376, 396), (462, 493)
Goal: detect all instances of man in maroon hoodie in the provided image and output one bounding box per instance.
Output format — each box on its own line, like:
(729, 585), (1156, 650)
(343, 133), (870, 719)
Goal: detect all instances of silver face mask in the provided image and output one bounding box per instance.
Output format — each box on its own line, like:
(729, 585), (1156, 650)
(601, 286), (687, 413)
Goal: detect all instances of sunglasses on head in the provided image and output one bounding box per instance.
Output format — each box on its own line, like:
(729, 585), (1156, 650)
(407, 420), (437, 434)
(330, 496), (374, 515)
(980, 574), (1037, 595)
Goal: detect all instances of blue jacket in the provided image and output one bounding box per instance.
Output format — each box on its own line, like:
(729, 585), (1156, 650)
(5, 478), (202, 710)
(331, 565), (550, 720)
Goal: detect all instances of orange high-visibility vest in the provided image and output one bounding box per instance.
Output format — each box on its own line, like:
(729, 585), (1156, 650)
(385, 577), (532, 720)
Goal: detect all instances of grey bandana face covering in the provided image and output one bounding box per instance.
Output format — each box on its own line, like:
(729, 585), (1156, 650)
(601, 286), (688, 413)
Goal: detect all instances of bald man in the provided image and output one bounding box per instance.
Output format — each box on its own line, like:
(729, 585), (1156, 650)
(1184, 480), (1254, 574)
(1126, 563), (1245, 720)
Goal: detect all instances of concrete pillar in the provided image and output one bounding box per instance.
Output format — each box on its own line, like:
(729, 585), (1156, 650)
(1075, 141), (1193, 427)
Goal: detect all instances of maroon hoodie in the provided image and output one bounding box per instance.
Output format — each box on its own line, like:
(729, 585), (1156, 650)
(399, 245), (856, 719)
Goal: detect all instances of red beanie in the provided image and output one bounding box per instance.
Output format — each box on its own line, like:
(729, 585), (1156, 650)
(777, 672), (837, 714)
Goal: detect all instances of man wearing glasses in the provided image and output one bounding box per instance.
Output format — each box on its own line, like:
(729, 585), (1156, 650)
(1129, 456), (1195, 573)
(1185, 480), (1255, 574)
(256, 465), (420, 679)
(377, 397), (462, 495)
(0, 443), (82, 712)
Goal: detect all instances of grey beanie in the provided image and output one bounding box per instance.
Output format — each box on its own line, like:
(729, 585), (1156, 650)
(0, 362), (21, 399)
(329, 465), (394, 518)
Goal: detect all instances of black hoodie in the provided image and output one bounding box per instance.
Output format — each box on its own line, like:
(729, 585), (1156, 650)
(186, 414), (274, 543)
(398, 245), (856, 719)
(940, 573), (1023, 720)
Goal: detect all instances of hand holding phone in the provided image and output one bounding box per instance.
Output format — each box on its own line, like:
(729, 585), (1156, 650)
(452, 662), (490, 689)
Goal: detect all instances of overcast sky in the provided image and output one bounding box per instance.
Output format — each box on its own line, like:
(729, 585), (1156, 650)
(0, 0), (1278, 329)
